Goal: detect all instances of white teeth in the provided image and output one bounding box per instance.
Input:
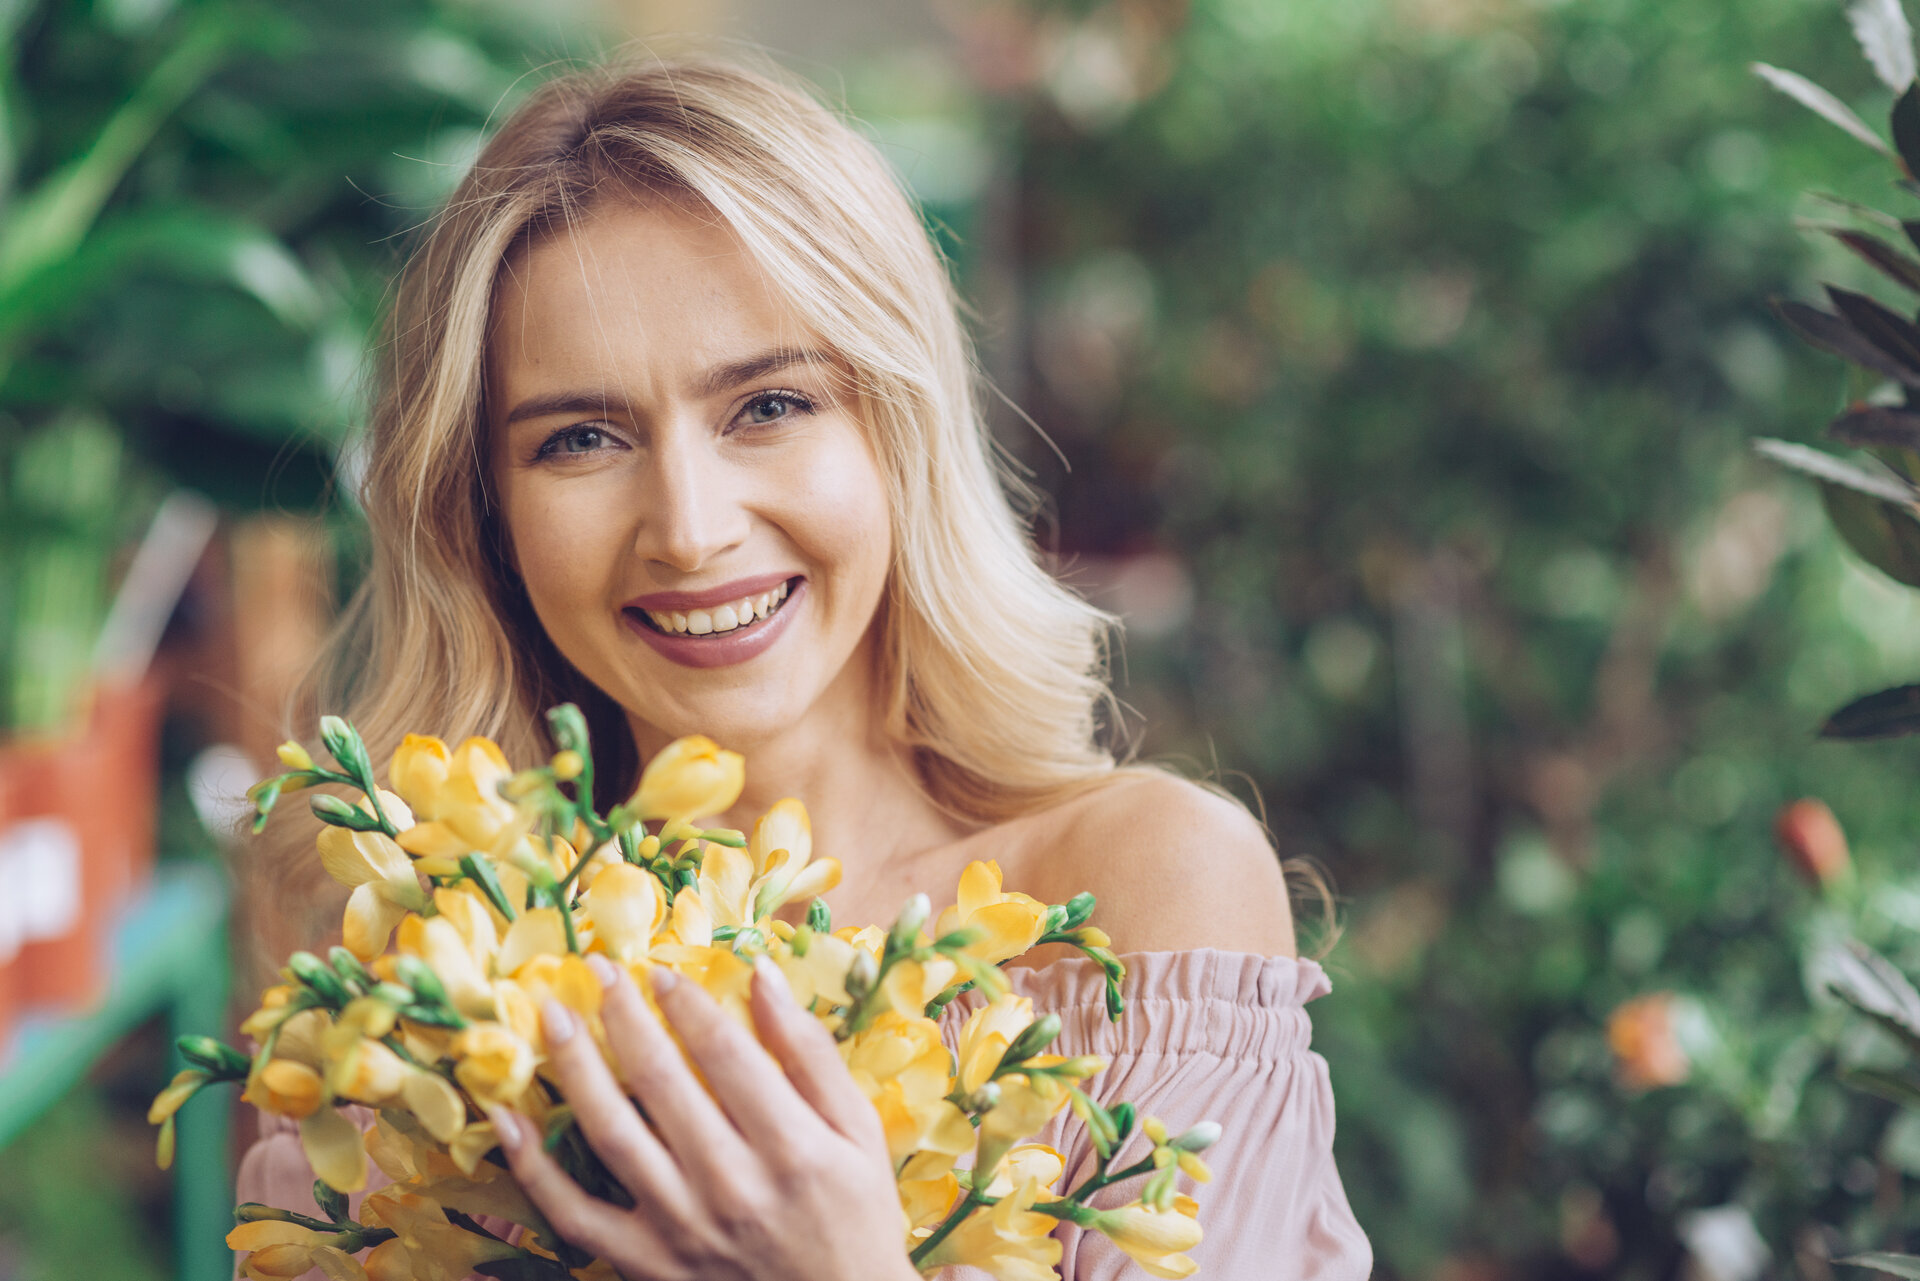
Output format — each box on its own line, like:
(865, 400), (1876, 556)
(641, 581), (794, 636)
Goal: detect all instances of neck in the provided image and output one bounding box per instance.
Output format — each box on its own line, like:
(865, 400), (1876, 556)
(624, 647), (971, 900)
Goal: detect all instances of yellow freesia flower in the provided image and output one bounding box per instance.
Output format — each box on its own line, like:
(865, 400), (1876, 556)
(585, 862), (667, 961)
(645, 943), (755, 1027)
(238, 985), (302, 1040)
(1090, 1195), (1204, 1279)
(898, 1165), (960, 1236)
(985, 1144), (1067, 1199)
(389, 733), (452, 820)
(511, 953), (604, 1057)
(774, 928), (859, 1007)
(656, 884), (715, 948)
(327, 1037), (410, 1106)
(495, 906), (569, 978)
(301, 1105), (369, 1192)
(395, 895), (495, 1019)
(451, 1022), (537, 1109)
(395, 737), (529, 860)
(228, 1221), (367, 1281)
(841, 1011), (975, 1162)
(629, 735), (745, 822)
(934, 860), (1050, 965)
(879, 955), (960, 1018)
(920, 1177), (1061, 1281)
(957, 993), (1036, 1094)
(358, 1187), (519, 1281)
(317, 814), (428, 961)
(746, 798), (841, 919)
(242, 1059), (326, 1119)
(978, 1071), (1075, 1179)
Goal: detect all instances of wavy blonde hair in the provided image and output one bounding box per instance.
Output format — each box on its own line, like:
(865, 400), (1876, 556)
(275, 56), (1122, 874)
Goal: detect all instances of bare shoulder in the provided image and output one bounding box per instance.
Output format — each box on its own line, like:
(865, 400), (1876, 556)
(1023, 770), (1297, 958)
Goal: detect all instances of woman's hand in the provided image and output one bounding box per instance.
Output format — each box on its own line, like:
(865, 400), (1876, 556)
(494, 952), (922, 1281)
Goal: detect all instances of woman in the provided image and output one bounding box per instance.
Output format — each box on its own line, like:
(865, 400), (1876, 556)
(238, 55), (1369, 1280)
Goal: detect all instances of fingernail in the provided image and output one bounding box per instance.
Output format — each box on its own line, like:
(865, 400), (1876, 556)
(494, 1110), (524, 1152)
(650, 966), (679, 995)
(585, 953), (618, 988)
(753, 954), (790, 996)
(541, 998), (576, 1044)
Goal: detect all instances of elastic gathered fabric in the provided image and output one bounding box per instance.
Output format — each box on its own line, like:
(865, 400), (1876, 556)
(233, 949), (1371, 1281)
(936, 949), (1372, 1281)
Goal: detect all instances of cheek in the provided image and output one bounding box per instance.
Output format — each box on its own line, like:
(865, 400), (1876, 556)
(788, 435), (892, 599)
(499, 483), (624, 636)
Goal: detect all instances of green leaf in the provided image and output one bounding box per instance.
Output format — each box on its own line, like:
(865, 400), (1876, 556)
(1773, 298), (1920, 385)
(1753, 63), (1893, 155)
(1838, 1254), (1920, 1279)
(1840, 1066), (1920, 1107)
(1753, 438), (1917, 501)
(1830, 405), (1920, 451)
(1822, 684), (1920, 738)
(1821, 941), (1920, 1045)
(1850, 0), (1917, 92)
(1827, 227), (1920, 293)
(1821, 476), (1920, 586)
(1828, 286), (1920, 377)
(1895, 81), (1920, 177)
(0, 206), (323, 346)
(0, 11), (233, 292)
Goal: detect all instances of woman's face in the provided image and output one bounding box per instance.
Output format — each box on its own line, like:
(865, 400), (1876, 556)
(487, 200), (893, 754)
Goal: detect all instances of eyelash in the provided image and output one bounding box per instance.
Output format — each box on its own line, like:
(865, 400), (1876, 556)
(530, 390), (818, 461)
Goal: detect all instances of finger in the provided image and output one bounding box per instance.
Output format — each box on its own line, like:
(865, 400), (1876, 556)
(751, 956), (888, 1159)
(598, 962), (752, 1181)
(649, 965), (833, 1154)
(494, 1108), (649, 1264)
(538, 995), (690, 1217)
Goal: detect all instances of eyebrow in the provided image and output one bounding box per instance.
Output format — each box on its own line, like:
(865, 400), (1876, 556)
(501, 347), (827, 426)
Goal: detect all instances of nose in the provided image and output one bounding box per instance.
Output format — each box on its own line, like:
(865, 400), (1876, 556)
(633, 419), (750, 574)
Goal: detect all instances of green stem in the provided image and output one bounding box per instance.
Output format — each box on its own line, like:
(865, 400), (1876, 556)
(908, 1190), (990, 1267)
(1067, 1155), (1158, 1205)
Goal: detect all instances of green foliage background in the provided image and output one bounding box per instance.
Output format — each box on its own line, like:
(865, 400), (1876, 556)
(18, 0), (1920, 1276)
(988, 0), (1920, 1275)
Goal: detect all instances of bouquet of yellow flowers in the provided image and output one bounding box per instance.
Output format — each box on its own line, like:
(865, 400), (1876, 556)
(151, 705), (1219, 1280)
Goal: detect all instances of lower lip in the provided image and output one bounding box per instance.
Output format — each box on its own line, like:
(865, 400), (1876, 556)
(622, 579), (807, 669)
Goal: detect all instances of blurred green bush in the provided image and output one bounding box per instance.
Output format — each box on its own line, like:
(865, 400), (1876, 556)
(984, 0), (1920, 1275)
(0, 0), (582, 734)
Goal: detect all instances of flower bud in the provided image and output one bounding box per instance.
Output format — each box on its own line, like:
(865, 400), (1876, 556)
(319, 716), (371, 781)
(276, 741), (315, 771)
(1001, 1012), (1063, 1068)
(176, 1035), (250, 1078)
(1606, 992), (1690, 1090)
(313, 1180), (349, 1224)
(287, 952), (349, 1005)
(847, 950), (878, 1001)
(889, 893), (931, 952)
(806, 898), (831, 932)
(1774, 798), (1850, 888)
(629, 735), (745, 822)
(1171, 1121), (1222, 1152)
(550, 750), (585, 782)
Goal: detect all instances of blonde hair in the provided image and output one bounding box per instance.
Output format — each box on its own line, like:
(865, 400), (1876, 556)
(291, 55), (1122, 844)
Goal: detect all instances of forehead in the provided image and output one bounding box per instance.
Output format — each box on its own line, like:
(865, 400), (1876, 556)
(488, 199), (808, 394)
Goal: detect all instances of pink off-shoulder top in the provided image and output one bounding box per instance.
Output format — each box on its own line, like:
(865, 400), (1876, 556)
(234, 949), (1371, 1280)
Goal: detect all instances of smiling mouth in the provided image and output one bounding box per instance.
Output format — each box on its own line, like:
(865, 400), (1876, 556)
(626, 577), (799, 637)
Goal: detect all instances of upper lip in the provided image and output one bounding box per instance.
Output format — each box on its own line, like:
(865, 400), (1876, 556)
(624, 572), (799, 613)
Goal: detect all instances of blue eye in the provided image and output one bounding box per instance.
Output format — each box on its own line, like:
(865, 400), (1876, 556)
(738, 392), (813, 428)
(536, 425), (609, 459)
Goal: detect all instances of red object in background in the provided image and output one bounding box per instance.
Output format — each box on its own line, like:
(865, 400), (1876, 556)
(1774, 797), (1851, 888)
(0, 675), (166, 1021)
